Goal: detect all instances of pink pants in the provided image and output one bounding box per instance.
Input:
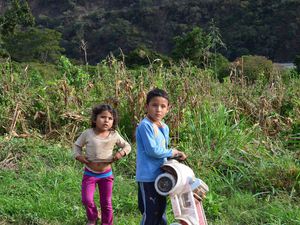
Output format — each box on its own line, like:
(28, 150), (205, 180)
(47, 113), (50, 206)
(81, 168), (114, 225)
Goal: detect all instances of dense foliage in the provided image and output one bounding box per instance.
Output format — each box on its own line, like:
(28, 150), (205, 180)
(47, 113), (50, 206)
(0, 0), (64, 62)
(0, 1), (300, 224)
(1, 0), (299, 64)
(0, 0), (34, 35)
(0, 56), (299, 224)
(3, 28), (64, 62)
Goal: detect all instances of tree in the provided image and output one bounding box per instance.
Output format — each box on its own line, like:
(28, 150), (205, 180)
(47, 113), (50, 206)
(3, 28), (64, 62)
(0, 0), (35, 36)
(0, 0), (35, 59)
(242, 55), (273, 84)
(208, 19), (227, 79)
(172, 27), (210, 68)
(0, 1), (64, 62)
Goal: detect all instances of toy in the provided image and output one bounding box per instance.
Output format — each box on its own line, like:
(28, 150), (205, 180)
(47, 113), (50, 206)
(154, 159), (209, 225)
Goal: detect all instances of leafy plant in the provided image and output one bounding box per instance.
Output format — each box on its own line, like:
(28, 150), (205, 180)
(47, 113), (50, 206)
(172, 27), (210, 68)
(3, 28), (64, 63)
(240, 55), (273, 84)
(0, 0), (35, 36)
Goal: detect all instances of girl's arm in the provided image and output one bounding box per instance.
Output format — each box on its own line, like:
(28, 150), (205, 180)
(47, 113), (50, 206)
(113, 132), (131, 161)
(115, 132), (131, 155)
(112, 150), (126, 162)
(73, 144), (90, 164)
(73, 130), (89, 164)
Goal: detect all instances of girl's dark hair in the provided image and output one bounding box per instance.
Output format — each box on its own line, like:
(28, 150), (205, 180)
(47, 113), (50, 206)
(91, 104), (118, 129)
(146, 88), (169, 104)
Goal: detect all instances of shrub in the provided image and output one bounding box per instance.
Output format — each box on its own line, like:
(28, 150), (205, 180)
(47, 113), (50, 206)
(240, 55), (273, 84)
(210, 53), (230, 82)
(125, 46), (171, 68)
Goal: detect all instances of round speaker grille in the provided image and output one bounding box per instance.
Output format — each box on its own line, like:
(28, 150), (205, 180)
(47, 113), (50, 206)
(157, 176), (174, 193)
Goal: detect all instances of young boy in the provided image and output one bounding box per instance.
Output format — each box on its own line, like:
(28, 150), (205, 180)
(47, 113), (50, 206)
(135, 88), (187, 225)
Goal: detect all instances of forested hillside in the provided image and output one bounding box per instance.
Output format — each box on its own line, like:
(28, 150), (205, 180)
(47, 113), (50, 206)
(1, 0), (299, 64)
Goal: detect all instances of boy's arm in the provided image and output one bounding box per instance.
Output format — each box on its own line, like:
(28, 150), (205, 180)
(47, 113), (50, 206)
(138, 123), (173, 158)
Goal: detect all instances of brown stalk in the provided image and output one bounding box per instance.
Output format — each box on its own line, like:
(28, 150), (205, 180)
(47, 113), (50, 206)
(8, 103), (21, 138)
(47, 105), (52, 132)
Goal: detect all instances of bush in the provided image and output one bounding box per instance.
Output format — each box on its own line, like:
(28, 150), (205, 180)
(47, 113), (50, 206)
(125, 46), (171, 68)
(210, 53), (230, 82)
(241, 55), (273, 84)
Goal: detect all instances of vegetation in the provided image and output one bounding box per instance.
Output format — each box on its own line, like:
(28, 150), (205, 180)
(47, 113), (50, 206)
(172, 27), (210, 68)
(0, 0), (34, 35)
(0, 55), (299, 224)
(1, 0), (299, 64)
(0, 1), (300, 224)
(3, 28), (64, 62)
(294, 55), (300, 74)
(0, 0), (64, 62)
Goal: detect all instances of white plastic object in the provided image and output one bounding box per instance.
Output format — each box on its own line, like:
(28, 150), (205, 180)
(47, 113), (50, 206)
(155, 160), (209, 225)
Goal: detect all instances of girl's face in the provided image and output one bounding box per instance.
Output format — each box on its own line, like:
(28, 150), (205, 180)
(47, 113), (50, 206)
(94, 110), (114, 132)
(146, 96), (169, 124)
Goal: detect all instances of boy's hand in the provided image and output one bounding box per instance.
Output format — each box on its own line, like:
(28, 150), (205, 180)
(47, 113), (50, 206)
(75, 155), (90, 164)
(171, 149), (187, 161)
(176, 151), (187, 161)
(113, 151), (125, 162)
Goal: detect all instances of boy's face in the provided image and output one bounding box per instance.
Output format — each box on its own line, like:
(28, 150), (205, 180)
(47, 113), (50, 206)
(146, 96), (169, 123)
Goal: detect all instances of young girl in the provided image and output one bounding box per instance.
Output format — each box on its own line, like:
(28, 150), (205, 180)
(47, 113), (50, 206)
(74, 104), (131, 225)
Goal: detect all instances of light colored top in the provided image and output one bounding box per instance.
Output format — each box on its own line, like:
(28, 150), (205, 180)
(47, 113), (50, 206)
(73, 128), (131, 162)
(135, 117), (173, 182)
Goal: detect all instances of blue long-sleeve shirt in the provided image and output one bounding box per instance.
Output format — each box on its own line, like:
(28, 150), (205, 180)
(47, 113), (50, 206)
(135, 117), (173, 182)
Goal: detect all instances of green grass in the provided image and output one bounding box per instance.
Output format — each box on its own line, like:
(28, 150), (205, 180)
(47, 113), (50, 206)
(1, 128), (299, 224)
(0, 137), (140, 225)
(0, 59), (299, 224)
(213, 192), (300, 225)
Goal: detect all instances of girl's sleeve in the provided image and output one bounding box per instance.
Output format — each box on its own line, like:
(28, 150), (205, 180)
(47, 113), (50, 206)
(73, 130), (87, 158)
(138, 123), (172, 158)
(115, 132), (131, 155)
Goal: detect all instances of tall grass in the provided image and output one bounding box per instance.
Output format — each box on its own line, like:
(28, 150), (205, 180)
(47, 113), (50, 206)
(176, 103), (299, 223)
(0, 57), (299, 224)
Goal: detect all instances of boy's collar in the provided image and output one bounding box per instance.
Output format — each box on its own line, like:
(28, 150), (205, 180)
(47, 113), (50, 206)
(145, 116), (163, 127)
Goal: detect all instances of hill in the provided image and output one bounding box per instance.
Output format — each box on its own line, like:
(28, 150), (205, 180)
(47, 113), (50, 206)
(1, 0), (299, 64)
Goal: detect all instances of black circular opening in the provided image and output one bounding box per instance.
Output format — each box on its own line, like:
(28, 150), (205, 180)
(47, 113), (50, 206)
(157, 176), (174, 193)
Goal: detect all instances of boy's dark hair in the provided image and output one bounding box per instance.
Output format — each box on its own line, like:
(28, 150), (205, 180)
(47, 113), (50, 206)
(91, 104), (118, 129)
(146, 88), (169, 104)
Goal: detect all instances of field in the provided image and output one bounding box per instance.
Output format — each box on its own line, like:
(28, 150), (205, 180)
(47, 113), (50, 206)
(0, 56), (299, 224)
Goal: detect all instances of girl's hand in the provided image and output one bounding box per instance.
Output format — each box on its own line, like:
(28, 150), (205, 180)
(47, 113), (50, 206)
(75, 155), (90, 164)
(113, 151), (125, 162)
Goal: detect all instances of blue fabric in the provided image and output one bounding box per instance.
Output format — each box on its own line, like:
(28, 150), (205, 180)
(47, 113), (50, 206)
(136, 118), (173, 182)
(138, 182), (167, 225)
(84, 169), (113, 178)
